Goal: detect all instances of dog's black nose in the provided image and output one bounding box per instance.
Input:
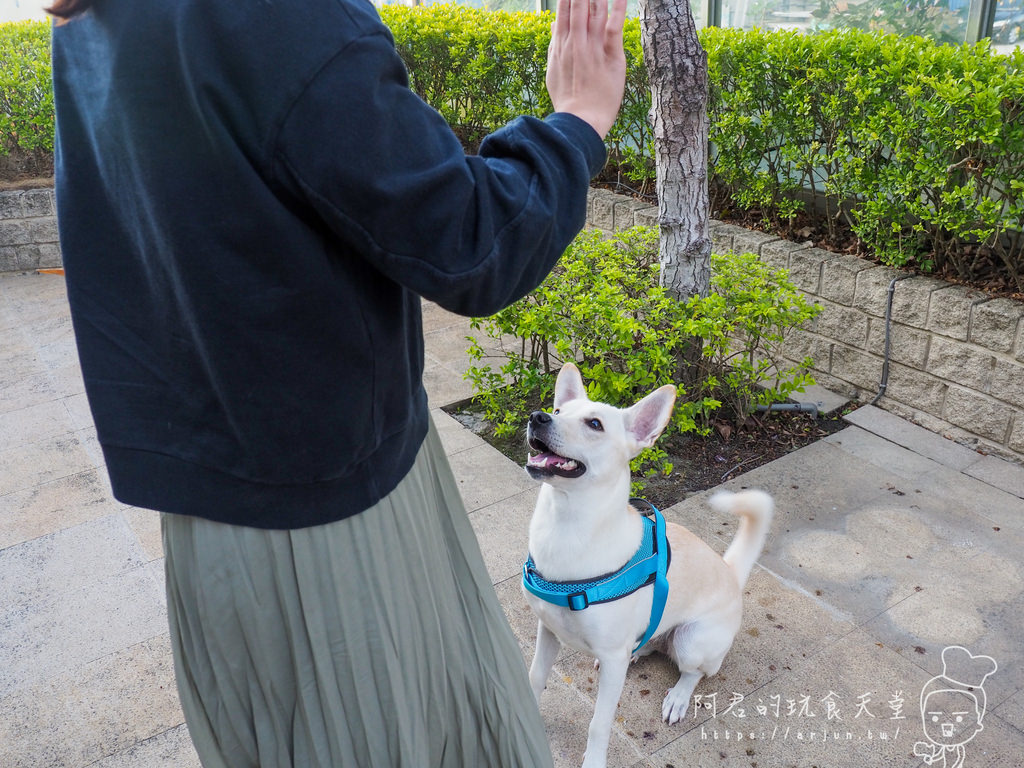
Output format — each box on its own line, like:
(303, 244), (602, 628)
(529, 411), (552, 426)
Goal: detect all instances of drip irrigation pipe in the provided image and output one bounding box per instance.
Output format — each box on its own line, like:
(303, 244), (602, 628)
(870, 275), (911, 406)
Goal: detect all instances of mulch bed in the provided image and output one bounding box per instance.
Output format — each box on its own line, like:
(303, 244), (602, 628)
(444, 401), (848, 509)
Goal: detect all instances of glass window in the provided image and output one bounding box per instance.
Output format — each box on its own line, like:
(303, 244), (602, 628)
(992, 0), (1024, 52)
(721, 0), (970, 44)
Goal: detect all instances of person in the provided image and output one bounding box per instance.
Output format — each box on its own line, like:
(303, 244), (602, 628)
(47, 0), (628, 764)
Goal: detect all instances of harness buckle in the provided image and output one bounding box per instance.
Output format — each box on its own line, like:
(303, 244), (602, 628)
(567, 591), (590, 611)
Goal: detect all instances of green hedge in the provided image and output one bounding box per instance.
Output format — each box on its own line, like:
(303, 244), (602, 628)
(0, 20), (53, 159)
(704, 28), (1024, 289)
(5, 9), (1024, 287)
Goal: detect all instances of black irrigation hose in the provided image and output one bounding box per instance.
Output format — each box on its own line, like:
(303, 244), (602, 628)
(870, 276), (910, 406)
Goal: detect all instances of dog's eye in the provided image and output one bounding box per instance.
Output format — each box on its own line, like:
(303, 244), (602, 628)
(587, 418), (603, 431)
(553, 408), (560, 415)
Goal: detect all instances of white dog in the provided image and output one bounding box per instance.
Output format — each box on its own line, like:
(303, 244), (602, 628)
(522, 364), (773, 768)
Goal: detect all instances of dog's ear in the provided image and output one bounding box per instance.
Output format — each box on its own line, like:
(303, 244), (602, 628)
(554, 363), (588, 409)
(624, 385), (677, 456)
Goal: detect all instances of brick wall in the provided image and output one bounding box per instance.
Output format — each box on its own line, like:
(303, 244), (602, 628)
(587, 188), (1024, 463)
(0, 188), (61, 273)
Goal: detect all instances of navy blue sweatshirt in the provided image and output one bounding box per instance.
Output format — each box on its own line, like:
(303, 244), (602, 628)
(51, 0), (606, 529)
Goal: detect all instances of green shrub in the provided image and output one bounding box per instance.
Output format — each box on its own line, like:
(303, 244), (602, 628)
(381, 5), (553, 150)
(703, 27), (1024, 289)
(5, 10), (1024, 289)
(0, 21), (54, 158)
(465, 226), (821, 483)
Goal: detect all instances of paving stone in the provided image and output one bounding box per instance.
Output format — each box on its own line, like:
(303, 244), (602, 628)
(0, 431), (95, 496)
(963, 454), (1024, 500)
(5, 258), (1024, 768)
(0, 469), (121, 551)
(0, 564), (167, 697)
(88, 724), (201, 768)
(495, 574), (543, 656)
(651, 630), (933, 768)
(422, 358), (474, 408)
(523, 569), (859, 766)
(911, 462), (1024, 534)
(0, 636), (185, 768)
(539, 671), (647, 768)
(122, 506), (165, 562)
(844, 404), (983, 471)
(468, 487), (536, 583)
(993, 691), (1024, 732)
(726, 567), (860, 689)
(445, 441), (535, 512)
(554, 651), (687, 763)
(0, 364), (63, 415)
(61, 390), (94, 430)
(145, 558), (168, 608)
(861, 569), (1024, 718)
(0, 399), (73, 453)
(75, 424), (108, 470)
(823, 426), (945, 481)
(431, 407), (486, 455)
(789, 383), (850, 416)
(0, 514), (148, 607)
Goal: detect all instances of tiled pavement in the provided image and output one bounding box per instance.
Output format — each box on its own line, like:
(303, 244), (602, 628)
(2, 270), (1023, 767)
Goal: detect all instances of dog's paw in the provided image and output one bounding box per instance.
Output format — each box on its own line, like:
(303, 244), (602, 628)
(662, 689), (691, 725)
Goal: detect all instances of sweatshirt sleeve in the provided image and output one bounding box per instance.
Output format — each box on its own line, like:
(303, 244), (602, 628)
(271, 29), (606, 317)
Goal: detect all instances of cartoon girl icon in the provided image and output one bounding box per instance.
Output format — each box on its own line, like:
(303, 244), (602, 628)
(913, 646), (998, 768)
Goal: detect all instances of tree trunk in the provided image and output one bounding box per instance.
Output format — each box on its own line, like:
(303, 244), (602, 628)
(639, 0), (711, 302)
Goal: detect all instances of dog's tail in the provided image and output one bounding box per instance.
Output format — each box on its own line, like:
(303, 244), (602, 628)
(709, 489), (774, 588)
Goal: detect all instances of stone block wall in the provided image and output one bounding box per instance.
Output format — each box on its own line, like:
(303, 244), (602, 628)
(586, 188), (1024, 463)
(0, 188), (61, 273)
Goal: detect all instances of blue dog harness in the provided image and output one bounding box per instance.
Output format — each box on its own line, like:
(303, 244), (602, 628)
(522, 499), (671, 653)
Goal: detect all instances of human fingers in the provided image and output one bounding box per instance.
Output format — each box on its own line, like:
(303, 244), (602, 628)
(588, 0), (608, 39)
(605, 0), (627, 50)
(552, 0), (570, 41)
(568, 0), (589, 39)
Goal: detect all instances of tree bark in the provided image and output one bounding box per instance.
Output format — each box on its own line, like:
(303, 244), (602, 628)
(639, 0), (711, 301)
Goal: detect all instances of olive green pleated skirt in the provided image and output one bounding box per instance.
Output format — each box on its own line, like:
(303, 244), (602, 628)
(161, 419), (552, 768)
